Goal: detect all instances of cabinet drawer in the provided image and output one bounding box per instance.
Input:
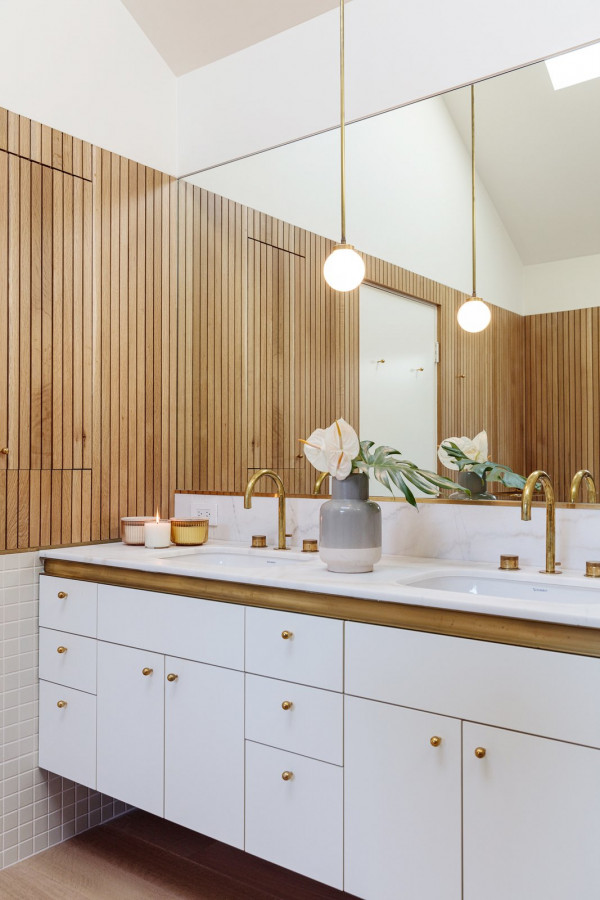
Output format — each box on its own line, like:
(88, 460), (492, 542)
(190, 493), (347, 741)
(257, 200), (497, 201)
(97, 585), (244, 670)
(246, 674), (343, 765)
(245, 607), (343, 691)
(345, 622), (600, 748)
(39, 575), (97, 637)
(245, 741), (343, 889)
(39, 681), (96, 789)
(39, 628), (97, 694)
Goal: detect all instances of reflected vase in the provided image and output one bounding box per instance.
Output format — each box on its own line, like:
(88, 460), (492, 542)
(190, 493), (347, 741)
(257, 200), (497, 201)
(318, 472), (382, 573)
(450, 471), (496, 500)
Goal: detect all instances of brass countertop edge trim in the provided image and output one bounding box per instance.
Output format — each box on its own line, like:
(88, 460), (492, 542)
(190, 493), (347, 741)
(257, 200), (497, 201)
(42, 558), (600, 658)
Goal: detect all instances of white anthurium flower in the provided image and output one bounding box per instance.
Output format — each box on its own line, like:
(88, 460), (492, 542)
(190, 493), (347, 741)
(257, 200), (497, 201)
(301, 418), (360, 479)
(438, 430), (489, 470)
(323, 418), (360, 479)
(300, 427), (329, 471)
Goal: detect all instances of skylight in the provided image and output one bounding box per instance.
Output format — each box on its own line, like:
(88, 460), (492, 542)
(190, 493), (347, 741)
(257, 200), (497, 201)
(546, 43), (600, 90)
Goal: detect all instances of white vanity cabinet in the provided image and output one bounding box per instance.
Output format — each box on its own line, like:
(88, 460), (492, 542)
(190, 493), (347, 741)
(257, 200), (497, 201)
(345, 621), (600, 900)
(38, 576), (98, 789)
(95, 585), (245, 848)
(244, 606), (344, 889)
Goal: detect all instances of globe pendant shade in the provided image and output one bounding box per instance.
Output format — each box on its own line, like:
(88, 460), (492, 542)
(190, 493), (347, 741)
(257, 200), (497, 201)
(323, 243), (365, 292)
(457, 296), (491, 333)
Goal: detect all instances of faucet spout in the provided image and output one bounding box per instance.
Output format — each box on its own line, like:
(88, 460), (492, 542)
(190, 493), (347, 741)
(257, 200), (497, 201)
(520, 470), (561, 575)
(244, 469), (287, 550)
(569, 469), (597, 504)
(313, 471), (329, 495)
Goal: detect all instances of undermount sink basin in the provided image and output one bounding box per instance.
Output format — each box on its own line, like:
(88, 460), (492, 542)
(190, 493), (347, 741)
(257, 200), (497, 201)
(400, 573), (600, 604)
(156, 548), (313, 571)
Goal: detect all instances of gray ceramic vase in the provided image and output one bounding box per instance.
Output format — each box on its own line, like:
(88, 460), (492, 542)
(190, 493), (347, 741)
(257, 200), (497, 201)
(319, 472), (382, 573)
(450, 470), (496, 500)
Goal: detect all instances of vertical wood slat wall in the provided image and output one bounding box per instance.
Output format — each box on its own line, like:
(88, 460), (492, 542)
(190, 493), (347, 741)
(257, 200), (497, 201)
(524, 309), (600, 503)
(0, 106), (177, 551)
(177, 185), (359, 496)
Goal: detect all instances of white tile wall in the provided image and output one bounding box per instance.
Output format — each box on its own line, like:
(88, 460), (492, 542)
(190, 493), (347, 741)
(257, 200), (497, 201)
(0, 551), (126, 871)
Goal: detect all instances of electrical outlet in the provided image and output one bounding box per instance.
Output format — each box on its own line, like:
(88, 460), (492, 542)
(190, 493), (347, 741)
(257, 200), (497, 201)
(191, 502), (218, 526)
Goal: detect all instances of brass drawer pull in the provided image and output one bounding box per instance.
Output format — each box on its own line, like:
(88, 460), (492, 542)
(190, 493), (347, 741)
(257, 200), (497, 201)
(1, 447), (9, 455)
(281, 630), (293, 640)
(57, 646), (68, 654)
(142, 667), (154, 676)
(56, 700), (68, 709)
(281, 700), (293, 711)
(57, 591), (68, 599)
(167, 673), (178, 682)
(281, 771), (294, 781)
(475, 747), (487, 759)
(430, 735), (442, 747)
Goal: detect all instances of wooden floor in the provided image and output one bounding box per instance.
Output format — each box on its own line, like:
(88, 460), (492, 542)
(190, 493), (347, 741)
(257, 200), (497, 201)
(0, 810), (357, 899)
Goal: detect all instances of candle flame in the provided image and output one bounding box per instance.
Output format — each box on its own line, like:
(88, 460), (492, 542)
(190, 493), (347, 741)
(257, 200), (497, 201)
(155, 508), (160, 524)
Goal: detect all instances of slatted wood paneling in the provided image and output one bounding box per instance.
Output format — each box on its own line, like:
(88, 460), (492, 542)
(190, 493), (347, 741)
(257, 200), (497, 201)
(177, 185), (358, 496)
(0, 106), (177, 551)
(524, 309), (600, 502)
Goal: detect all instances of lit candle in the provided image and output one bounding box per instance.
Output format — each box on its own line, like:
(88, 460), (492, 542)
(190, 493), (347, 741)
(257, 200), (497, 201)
(144, 510), (171, 549)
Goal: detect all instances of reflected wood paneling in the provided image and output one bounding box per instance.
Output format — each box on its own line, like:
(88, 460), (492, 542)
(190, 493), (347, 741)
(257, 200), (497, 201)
(0, 106), (177, 551)
(364, 256), (526, 487)
(177, 185), (358, 496)
(525, 309), (599, 502)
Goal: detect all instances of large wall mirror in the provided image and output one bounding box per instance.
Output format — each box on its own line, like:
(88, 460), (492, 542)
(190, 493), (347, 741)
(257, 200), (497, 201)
(178, 44), (600, 502)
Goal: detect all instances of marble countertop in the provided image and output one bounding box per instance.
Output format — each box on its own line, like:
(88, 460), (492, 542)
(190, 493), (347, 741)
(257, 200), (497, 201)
(40, 540), (600, 630)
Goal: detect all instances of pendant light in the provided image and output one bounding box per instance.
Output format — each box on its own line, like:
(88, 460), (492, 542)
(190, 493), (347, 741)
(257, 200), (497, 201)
(323, 0), (365, 293)
(457, 84), (491, 333)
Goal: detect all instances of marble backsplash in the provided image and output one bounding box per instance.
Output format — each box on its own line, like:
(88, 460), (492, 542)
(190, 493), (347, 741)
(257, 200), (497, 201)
(174, 493), (600, 574)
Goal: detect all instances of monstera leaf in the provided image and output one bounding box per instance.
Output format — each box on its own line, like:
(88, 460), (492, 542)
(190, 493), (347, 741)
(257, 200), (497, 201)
(353, 441), (459, 508)
(440, 440), (528, 490)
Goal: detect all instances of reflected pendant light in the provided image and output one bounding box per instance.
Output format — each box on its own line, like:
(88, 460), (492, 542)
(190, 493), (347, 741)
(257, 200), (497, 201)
(457, 84), (491, 333)
(323, 0), (365, 292)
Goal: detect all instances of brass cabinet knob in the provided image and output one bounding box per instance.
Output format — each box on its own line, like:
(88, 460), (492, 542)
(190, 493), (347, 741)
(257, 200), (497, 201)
(56, 700), (67, 709)
(281, 700), (293, 711)
(57, 591), (68, 599)
(474, 747), (487, 759)
(166, 673), (178, 682)
(281, 771), (294, 781)
(430, 735), (442, 747)
(281, 630), (293, 640)
(56, 646), (67, 654)
(142, 667), (153, 676)
(1, 447), (8, 455)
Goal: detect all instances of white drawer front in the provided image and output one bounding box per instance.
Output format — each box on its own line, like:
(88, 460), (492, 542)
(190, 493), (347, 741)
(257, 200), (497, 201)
(245, 741), (343, 890)
(245, 607), (343, 691)
(97, 585), (244, 670)
(39, 681), (96, 789)
(39, 628), (97, 694)
(345, 622), (600, 748)
(245, 674), (343, 765)
(39, 575), (97, 637)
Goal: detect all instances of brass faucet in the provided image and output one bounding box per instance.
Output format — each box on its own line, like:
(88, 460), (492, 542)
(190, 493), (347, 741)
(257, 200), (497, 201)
(313, 471), (329, 495)
(244, 469), (287, 550)
(569, 469), (597, 504)
(520, 470), (561, 574)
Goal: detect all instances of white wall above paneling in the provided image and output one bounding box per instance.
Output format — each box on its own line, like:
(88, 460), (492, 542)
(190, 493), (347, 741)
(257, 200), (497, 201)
(177, 0), (600, 175)
(0, 0), (177, 173)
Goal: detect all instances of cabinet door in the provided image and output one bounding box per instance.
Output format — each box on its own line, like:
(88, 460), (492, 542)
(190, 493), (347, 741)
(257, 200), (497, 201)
(345, 695), (461, 900)
(39, 681), (96, 789)
(164, 656), (244, 848)
(464, 723), (600, 900)
(245, 741), (343, 889)
(97, 642), (164, 815)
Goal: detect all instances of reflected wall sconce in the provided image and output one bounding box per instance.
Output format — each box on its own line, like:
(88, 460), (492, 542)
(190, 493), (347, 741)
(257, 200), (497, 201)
(323, 0), (365, 293)
(457, 85), (491, 333)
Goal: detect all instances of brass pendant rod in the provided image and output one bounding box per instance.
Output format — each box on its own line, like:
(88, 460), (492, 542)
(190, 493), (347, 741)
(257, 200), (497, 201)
(471, 83), (476, 297)
(339, 0), (346, 244)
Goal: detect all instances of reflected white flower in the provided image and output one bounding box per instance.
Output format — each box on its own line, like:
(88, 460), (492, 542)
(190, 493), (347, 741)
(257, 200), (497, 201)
(438, 430), (489, 470)
(302, 418), (360, 480)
